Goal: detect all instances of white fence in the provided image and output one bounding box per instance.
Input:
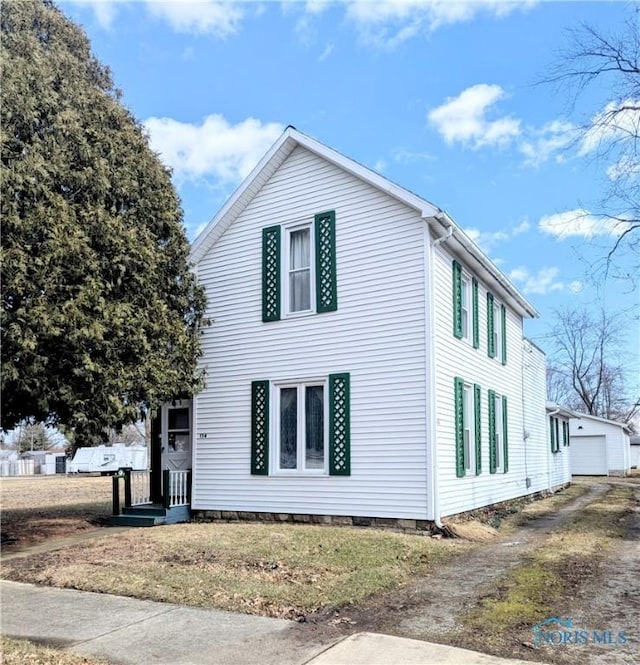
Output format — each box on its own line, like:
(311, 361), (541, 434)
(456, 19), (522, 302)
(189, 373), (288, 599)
(0, 459), (35, 477)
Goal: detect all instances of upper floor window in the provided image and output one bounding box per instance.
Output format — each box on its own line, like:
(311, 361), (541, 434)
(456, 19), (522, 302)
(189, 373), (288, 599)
(262, 211), (337, 322)
(287, 226), (312, 314)
(453, 261), (479, 347)
(487, 293), (507, 364)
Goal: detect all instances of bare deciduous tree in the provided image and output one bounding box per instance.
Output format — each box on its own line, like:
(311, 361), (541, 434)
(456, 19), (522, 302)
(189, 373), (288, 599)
(546, 11), (640, 278)
(546, 308), (639, 426)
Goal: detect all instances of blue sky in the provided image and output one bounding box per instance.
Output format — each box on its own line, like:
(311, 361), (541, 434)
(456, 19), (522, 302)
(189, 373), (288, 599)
(61, 0), (639, 396)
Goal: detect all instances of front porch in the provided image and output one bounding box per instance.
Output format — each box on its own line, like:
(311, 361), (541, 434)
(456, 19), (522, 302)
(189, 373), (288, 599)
(110, 468), (191, 526)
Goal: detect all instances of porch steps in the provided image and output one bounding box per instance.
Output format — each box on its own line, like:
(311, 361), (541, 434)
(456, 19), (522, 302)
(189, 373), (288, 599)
(110, 503), (190, 527)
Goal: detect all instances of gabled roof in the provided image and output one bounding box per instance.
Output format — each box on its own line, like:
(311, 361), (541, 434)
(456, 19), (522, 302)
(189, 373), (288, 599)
(569, 411), (632, 433)
(190, 126), (538, 318)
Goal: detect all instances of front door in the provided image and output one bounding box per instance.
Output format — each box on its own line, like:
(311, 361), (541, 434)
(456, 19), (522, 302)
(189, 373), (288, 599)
(161, 399), (192, 472)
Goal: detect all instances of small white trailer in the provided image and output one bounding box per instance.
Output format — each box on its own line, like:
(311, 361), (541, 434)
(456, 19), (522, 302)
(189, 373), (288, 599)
(67, 444), (147, 474)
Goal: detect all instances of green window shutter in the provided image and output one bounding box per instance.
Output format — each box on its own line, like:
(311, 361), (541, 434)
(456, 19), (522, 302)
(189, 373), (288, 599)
(550, 416), (556, 453)
(474, 384), (482, 475)
(501, 304), (507, 365)
(487, 293), (495, 358)
(251, 381), (270, 475)
(555, 419), (560, 452)
(262, 226), (281, 322)
(488, 389), (497, 473)
(472, 278), (480, 349)
(315, 211), (337, 313)
(454, 377), (465, 477)
(452, 261), (463, 338)
(329, 373), (350, 475)
(502, 395), (509, 473)
(564, 421), (570, 446)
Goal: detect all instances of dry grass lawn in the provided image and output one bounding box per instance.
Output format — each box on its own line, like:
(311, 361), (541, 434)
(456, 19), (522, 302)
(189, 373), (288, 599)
(1, 637), (109, 665)
(1, 476), (112, 549)
(0, 522), (465, 620)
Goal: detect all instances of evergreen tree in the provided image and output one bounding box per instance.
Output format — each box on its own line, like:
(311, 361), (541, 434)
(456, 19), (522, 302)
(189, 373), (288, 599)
(1, 1), (207, 442)
(12, 420), (56, 454)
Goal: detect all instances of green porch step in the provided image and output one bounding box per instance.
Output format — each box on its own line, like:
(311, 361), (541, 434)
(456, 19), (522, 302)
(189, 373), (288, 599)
(110, 503), (190, 527)
(110, 513), (164, 527)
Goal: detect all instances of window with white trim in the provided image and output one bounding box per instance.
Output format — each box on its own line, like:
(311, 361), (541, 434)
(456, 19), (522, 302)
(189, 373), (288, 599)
(492, 299), (502, 361)
(494, 392), (503, 471)
(462, 384), (476, 474)
(460, 275), (471, 341)
(285, 225), (313, 314)
(275, 380), (326, 473)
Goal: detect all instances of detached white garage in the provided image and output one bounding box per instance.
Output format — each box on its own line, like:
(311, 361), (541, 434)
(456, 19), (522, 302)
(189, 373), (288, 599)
(569, 414), (632, 476)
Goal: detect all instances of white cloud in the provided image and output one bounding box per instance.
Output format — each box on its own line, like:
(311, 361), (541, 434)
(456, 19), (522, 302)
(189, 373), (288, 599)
(66, 0), (119, 29)
(143, 115), (284, 184)
(579, 99), (640, 156)
(464, 219), (530, 253)
(538, 208), (632, 240)
(519, 119), (575, 167)
(318, 43), (334, 62)
(508, 266), (565, 295)
(373, 159), (387, 172)
(144, 0), (244, 37)
(343, 0), (536, 47)
(392, 148), (435, 163)
(428, 84), (521, 149)
(67, 0), (245, 36)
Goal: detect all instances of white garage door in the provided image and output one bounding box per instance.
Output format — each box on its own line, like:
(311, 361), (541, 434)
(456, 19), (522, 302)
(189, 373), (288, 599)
(571, 435), (608, 475)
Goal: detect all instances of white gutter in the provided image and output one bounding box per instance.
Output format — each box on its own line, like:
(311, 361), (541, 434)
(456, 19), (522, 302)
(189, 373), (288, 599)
(427, 210), (538, 319)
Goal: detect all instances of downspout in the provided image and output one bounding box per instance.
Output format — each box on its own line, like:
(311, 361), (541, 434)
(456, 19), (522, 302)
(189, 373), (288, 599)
(521, 342), (531, 491)
(423, 212), (453, 529)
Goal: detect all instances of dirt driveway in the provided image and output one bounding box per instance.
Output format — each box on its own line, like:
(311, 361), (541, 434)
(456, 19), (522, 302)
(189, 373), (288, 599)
(300, 478), (640, 665)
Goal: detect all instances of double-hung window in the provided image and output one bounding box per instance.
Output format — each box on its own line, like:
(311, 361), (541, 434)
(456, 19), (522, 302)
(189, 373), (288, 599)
(287, 226), (312, 314)
(460, 275), (470, 340)
(487, 294), (507, 363)
(453, 261), (479, 347)
(488, 390), (509, 474)
(454, 378), (482, 477)
(262, 211), (337, 322)
(277, 381), (325, 472)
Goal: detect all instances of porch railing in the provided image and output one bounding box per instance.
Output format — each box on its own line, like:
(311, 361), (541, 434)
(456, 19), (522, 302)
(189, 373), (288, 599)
(112, 468), (191, 515)
(128, 470), (152, 506)
(163, 469), (191, 508)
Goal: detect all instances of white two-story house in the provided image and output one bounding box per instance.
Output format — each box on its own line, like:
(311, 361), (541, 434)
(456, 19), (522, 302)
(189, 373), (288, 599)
(146, 127), (570, 528)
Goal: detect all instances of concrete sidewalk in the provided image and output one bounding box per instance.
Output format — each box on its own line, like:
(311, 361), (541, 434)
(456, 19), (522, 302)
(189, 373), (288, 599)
(1, 580), (543, 665)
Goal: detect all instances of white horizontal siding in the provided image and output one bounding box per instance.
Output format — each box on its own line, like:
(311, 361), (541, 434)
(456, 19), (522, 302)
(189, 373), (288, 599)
(523, 341), (571, 491)
(432, 246), (542, 517)
(193, 146), (429, 519)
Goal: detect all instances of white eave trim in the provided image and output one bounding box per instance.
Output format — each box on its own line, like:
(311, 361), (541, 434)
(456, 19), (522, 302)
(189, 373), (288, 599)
(546, 402), (580, 419)
(189, 126), (439, 265)
(427, 211), (539, 319)
(568, 411), (632, 433)
(188, 127), (538, 321)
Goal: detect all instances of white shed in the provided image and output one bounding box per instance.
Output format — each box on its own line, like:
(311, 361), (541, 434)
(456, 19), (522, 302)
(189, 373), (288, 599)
(630, 435), (640, 469)
(569, 414), (632, 476)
